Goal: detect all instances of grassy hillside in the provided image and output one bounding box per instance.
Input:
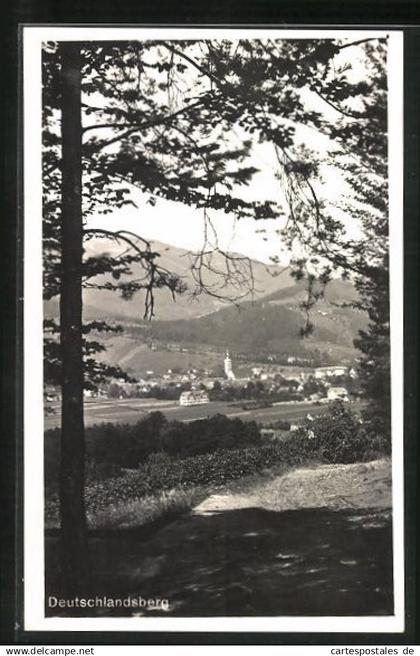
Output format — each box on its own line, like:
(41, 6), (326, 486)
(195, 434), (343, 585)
(138, 277), (366, 355)
(94, 338), (227, 376)
(92, 281), (365, 375)
(144, 301), (334, 351)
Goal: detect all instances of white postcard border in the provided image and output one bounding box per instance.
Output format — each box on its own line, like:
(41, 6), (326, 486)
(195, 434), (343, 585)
(23, 26), (405, 633)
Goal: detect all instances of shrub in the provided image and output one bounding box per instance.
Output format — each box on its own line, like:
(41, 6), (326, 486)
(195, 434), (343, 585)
(45, 435), (317, 525)
(359, 431), (391, 460)
(261, 419), (291, 430)
(297, 401), (369, 463)
(44, 412), (263, 492)
(160, 414), (261, 458)
(86, 461), (122, 483)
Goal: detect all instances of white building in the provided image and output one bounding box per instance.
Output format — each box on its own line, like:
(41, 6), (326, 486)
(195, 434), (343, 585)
(314, 366), (348, 379)
(179, 390), (210, 406)
(327, 386), (349, 402)
(224, 350), (236, 381)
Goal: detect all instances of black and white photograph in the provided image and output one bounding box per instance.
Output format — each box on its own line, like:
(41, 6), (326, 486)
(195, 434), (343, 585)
(22, 26), (404, 632)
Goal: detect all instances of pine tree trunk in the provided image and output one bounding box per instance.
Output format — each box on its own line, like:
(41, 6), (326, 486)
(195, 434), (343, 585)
(59, 42), (90, 593)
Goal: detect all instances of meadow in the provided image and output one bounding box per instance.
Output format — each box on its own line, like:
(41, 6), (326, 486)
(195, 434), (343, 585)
(44, 397), (332, 429)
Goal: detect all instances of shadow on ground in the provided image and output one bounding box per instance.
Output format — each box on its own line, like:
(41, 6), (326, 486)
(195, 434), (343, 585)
(46, 505), (393, 617)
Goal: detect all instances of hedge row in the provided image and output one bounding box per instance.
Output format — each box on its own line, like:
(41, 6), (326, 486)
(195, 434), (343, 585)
(45, 412), (262, 492)
(46, 435), (312, 521)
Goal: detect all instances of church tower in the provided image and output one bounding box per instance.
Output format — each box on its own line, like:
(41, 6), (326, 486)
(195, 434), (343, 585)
(224, 349), (236, 381)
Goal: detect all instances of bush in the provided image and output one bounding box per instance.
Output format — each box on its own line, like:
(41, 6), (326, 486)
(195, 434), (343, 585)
(261, 419), (291, 430)
(297, 401), (370, 463)
(44, 412), (263, 492)
(359, 431), (391, 461)
(86, 461), (122, 483)
(160, 414), (261, 458)
(45, 435), (317, 525)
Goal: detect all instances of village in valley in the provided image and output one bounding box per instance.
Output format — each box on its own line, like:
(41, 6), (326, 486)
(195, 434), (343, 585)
(45, 344), (360, 434)
(90, 349), (355, 405)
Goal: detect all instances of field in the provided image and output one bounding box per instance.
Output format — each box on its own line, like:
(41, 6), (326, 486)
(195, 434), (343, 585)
(44, 397), (342, 429)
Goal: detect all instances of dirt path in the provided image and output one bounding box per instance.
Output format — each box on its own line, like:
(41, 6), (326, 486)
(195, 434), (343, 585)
(194, 459), (392, 515)
(46, 459), (393, 618)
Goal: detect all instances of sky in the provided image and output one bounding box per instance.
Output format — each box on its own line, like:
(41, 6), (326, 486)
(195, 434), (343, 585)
(85, 139), (292, 264)
(82, 37), (374, 265)
(86, 156), (352, 267)
(85, 114), (354, 265)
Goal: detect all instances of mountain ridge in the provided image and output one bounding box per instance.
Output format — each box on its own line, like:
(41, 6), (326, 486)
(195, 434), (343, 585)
(44, 238), (295, 322)
(44, 239), (366, 372)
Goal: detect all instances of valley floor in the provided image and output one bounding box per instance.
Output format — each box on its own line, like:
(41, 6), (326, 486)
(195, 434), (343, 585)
(45, 397), (365, 428)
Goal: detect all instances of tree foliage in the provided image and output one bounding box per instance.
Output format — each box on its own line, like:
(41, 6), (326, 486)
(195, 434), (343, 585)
(269, 40), (390, 437)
